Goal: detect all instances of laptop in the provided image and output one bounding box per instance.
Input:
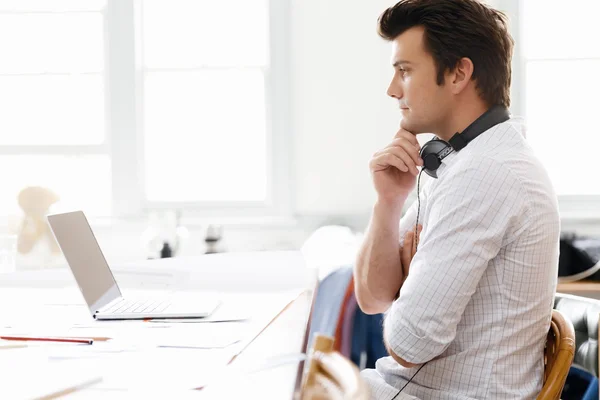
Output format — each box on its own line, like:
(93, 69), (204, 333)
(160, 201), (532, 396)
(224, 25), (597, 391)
(47, 210), (220, 320)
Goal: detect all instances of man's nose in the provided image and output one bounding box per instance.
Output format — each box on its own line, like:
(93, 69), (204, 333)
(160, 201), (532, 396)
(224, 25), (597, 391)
(387, 81), (403, 99)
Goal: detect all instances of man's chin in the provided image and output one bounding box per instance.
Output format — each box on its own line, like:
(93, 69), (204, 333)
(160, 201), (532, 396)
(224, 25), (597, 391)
(400, 119), (424, 135)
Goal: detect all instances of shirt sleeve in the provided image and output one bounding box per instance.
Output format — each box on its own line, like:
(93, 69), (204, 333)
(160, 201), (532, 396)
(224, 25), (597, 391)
(384, 156), (527, 364)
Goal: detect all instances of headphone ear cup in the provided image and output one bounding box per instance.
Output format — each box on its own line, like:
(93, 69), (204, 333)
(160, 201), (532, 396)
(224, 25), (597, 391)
(419, 139), (450, 178)
(422, 153), (441, 170)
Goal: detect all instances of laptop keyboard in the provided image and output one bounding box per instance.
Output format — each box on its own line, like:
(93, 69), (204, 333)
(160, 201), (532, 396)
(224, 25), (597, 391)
(102, 298), (171, 314)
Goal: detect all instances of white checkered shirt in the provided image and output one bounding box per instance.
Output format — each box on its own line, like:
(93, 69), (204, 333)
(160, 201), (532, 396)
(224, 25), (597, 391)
(362, 118), (560, 399)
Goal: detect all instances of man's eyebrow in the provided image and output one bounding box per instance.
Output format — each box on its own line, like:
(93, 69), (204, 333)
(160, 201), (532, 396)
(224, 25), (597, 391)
(392, 60), (413, 67)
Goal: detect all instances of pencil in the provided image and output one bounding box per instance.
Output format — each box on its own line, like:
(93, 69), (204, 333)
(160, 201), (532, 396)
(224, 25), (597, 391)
(0, 336), (93, 345)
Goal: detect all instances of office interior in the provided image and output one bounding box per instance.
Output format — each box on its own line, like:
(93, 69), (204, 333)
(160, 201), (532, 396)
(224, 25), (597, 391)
(0, 0), (599, 398)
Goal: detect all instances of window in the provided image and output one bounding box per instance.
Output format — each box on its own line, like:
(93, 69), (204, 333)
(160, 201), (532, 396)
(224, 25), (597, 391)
(140, 0), (270, 204)
(0, 1), (110, 216)
(519, 0), (600, 199)
(0, 0), (289, 219)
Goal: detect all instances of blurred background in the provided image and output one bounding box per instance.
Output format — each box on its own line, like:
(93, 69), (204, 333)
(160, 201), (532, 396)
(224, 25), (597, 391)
(0, 0), (598, 270)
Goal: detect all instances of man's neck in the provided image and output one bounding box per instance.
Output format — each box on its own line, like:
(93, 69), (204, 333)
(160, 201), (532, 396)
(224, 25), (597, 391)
(435, 102), (489, 142)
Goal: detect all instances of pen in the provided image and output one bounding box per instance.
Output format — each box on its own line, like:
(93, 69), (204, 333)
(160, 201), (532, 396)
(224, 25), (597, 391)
(0, 336), (94, 345)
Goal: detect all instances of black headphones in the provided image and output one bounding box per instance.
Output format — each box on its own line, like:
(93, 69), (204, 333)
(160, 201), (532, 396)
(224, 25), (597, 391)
(419, 105), (510, 178)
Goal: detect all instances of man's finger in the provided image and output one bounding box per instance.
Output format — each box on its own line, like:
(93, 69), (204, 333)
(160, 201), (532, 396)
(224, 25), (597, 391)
(386, 137), (421, 152)
(383, 147), (420, 176)
(370, 153), (409, 173)
(385, 139), (424, 168)
(394, 128), (419, 147)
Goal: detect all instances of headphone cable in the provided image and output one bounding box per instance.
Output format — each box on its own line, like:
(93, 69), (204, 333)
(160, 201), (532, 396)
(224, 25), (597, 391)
(389, 362), (428, 400)
(414, 168), (424, 252)
(388, 169), (427, 400)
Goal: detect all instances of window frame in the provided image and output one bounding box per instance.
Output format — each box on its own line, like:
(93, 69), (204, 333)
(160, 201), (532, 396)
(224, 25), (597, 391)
(111, 0), (292, 220)
(0, 0), (292, 221)
(0, 5), (109, 214)
(496, 0), (600, 221)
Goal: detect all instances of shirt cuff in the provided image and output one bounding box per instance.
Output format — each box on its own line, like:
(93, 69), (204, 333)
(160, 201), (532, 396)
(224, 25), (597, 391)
(384, 322), (447, 364)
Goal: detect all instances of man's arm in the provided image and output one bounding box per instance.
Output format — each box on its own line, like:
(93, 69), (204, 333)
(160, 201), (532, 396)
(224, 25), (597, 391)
(384, 225), (422, 367)
(355, 127), (422, 315)
(354, 200), (405, 315)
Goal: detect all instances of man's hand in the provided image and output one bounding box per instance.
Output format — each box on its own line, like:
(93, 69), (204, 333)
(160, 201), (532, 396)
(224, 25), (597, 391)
(400, 224), (422, 285)
(369, 128), (423, 206)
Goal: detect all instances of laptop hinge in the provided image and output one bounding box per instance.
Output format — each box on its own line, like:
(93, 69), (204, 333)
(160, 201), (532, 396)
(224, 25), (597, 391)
(89, 284), (122, 317)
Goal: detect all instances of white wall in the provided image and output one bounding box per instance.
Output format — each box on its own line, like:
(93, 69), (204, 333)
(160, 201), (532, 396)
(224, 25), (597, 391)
(291, 0), (400, 217)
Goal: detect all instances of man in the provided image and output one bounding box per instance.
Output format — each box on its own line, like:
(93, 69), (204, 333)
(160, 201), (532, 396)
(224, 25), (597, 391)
(354, 1), (560, 399)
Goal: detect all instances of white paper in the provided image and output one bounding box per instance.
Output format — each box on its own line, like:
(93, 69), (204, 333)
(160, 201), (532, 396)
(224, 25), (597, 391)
(0, 350), (102, 399)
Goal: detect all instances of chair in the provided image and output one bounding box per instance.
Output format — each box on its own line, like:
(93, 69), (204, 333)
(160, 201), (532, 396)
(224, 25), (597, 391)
(537, 310), (576, 400)
(301, 334), (370, 400)
(302, 311), (576, 400)
(554, 293), (600, 376)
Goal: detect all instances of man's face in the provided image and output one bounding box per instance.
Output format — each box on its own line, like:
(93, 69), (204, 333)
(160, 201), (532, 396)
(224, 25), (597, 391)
(387, 26), (453, 134)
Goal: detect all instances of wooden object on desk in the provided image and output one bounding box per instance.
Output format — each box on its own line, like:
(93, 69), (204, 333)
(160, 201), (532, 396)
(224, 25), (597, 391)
(301, 334), (369, 400)
(302, 334), (334, 393)
(557, 281), (600, 292)
(557, 281), (600, 300)
(537, 310), (575, 400)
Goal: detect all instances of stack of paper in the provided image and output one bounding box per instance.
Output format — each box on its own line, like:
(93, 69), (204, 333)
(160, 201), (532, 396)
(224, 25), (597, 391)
(0, 349), (102, 399)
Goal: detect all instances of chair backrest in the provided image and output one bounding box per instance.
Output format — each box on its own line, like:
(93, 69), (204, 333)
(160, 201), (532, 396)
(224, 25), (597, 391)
(301, 334), (370, 400)
(554, 293), (600, 376)
(537, 310), (576, 400)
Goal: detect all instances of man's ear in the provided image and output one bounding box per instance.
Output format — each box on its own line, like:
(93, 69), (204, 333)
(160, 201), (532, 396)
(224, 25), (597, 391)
(450, 57), (474, 95)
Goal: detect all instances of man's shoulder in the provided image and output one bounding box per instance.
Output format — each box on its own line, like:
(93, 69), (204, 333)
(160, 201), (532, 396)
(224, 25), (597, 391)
(441, 153), (524, 192)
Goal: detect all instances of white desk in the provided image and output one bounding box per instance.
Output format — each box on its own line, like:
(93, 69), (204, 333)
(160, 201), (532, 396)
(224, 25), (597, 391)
(0, 251), (316, 399)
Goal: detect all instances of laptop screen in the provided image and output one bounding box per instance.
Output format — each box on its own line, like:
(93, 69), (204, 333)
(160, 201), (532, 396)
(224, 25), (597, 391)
(47, 211), (121, 310)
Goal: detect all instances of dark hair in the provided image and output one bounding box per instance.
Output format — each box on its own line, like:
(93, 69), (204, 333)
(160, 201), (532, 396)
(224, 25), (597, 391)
(378, 0), (513, 108)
